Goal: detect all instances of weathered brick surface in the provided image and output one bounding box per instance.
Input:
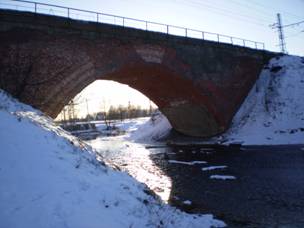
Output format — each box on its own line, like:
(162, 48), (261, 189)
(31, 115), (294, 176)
(0, 10), (275, 137)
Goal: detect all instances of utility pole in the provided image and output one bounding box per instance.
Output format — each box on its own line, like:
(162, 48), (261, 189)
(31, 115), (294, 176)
(68, 100), (75, 122)
(271, 13), (287, 53)
(62, 107), (67, 123)
(149, 99), (152, 115)
(128, 100), (131, 119)
(277, 13), (287, 54)
(85, 98), (90, 121)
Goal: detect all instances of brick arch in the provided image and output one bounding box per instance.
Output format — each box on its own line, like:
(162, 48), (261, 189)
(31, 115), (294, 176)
(46, 60), (223, 137)
(0, 10), (273, 136)
(101, 63), (223, 137)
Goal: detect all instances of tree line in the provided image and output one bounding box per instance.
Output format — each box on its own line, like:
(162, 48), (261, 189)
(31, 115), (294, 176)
(58, 100), (157, 124)
(88, 104), (157, 122)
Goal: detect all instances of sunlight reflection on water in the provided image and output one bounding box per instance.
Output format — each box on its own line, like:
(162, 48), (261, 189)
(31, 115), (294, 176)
(88, 136), (172, 202)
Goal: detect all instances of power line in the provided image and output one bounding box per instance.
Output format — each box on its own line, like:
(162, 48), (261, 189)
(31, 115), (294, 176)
(178, 0), (304, 27)
(248, 0), (304, 21)
(200, 0), (274, 23)
(171, 0), (270, 27)
(219, 0), (276, 21)
(283, 20), (304, 28)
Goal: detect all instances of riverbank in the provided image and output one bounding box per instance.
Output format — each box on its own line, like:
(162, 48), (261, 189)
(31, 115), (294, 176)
(0, 90), (225, 228)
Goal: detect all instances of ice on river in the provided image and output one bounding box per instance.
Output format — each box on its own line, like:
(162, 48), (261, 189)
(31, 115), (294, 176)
(168, 160), (207, 165)
(210, 175), (236, 180)
(202, 166), (227, 171)
(183, 200), (192, 205)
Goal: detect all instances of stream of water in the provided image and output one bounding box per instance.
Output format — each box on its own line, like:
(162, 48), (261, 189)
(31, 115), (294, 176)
(87, 135), (304, 227)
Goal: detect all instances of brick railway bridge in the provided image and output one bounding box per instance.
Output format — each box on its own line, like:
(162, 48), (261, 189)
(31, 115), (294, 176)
(0, 6), (275, 137)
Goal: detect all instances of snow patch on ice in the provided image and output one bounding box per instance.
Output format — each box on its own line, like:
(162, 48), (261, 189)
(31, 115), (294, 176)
(210, 175), (236, 180)
(168, 160), (207, 165)
(202, 166), (227, 171)
(183, 200), (192, 205)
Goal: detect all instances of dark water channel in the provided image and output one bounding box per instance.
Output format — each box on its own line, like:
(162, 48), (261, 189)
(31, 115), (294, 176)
(153, 144), (304, 227)
(89, 137), (304, 227)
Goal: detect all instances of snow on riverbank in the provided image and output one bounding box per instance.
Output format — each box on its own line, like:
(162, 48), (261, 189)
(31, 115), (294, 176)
(127, 111), (172, 143)
(0, 90), (225, 228)
(221, 55), (304, 145)
(94, 117), (150, 133)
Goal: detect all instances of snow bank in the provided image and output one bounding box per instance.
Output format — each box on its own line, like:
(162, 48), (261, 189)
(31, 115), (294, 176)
(221, 55), (304, 145)
(0, 90), (225, 228)
(95, 117), (149, 133)
(127, 111), (172, 143)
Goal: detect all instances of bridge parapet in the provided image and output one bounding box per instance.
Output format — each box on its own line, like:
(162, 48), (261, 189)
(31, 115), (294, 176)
(0, 0), (265, 50)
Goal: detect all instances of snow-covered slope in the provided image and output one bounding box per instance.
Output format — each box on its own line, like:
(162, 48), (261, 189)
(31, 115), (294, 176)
(0, 90), (225, 228)
(127, 111), (172, 143)
(222, 55), (304, 145)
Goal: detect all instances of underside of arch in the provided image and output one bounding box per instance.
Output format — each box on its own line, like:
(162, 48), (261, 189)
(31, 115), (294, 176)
(44, 62), (224, 137)
(101, 63), (223, 137)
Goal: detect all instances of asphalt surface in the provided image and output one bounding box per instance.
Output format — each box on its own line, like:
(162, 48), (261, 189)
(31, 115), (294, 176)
(150, 145), (304, 227)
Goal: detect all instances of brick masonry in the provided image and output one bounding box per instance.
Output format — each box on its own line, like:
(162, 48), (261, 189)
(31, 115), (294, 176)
(0, 10), (275, 137)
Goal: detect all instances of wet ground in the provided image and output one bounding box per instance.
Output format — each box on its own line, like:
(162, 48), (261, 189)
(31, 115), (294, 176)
(88, 137), (304, 227)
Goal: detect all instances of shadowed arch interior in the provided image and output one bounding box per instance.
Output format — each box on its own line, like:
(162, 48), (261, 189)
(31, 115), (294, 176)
(48, 62), (222, 137)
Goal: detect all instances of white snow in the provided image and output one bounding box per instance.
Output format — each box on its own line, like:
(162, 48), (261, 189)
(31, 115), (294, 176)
(127, 111), (172, 143)
(168, 160), (207, 165)
(88, 136), (173, 203)
(182, 200), (192, 205)
(221, 55), (304, 145)
(0, 90), (225, 228)
(95, 117), (150, 133)
(210, 175), (236, 180)
(202, 166), (227, 171)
